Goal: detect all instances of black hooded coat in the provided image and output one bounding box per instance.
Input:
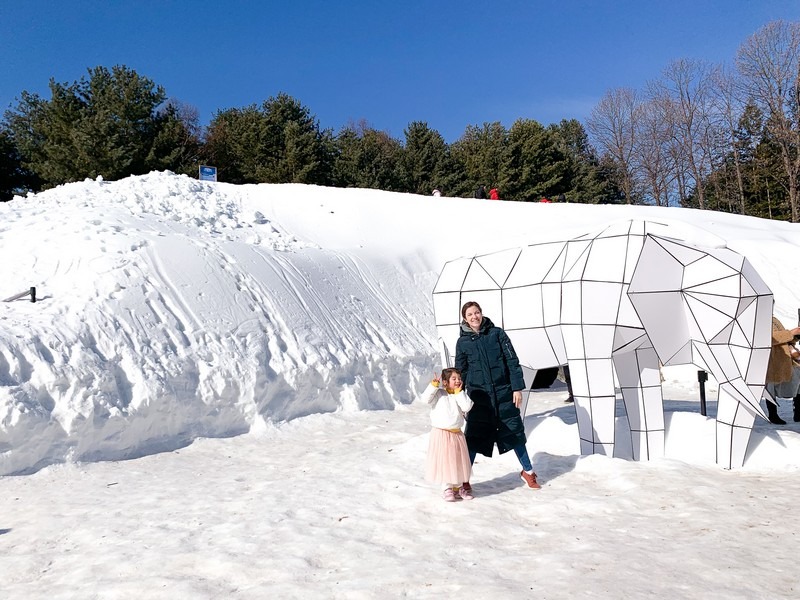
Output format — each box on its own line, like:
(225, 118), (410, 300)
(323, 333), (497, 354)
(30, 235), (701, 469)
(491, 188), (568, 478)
(454, 317), (527, 457)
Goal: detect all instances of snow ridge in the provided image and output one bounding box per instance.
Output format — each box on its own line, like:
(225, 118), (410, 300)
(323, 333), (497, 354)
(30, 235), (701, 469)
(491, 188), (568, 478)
(0, 172), (437, 474)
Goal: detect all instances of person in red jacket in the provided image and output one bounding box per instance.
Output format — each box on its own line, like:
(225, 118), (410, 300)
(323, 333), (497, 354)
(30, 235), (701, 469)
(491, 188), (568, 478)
(489, 187), (500, 200)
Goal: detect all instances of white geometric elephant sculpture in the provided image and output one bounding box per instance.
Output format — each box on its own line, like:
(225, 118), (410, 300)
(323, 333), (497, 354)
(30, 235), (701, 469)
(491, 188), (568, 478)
(432, 219), (773, 469)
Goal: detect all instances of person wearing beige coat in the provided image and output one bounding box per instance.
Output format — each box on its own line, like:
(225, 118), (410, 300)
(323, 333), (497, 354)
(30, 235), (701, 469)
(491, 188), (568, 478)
(765, 316), (800, 424)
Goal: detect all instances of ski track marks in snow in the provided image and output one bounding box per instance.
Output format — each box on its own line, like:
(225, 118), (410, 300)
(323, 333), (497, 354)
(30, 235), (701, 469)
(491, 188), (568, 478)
(0, 173), (438, 474)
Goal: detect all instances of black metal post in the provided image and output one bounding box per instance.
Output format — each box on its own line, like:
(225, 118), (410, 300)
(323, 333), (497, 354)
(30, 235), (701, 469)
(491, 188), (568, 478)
(30, 287), (36, 303)
(698, 370), (708, 416)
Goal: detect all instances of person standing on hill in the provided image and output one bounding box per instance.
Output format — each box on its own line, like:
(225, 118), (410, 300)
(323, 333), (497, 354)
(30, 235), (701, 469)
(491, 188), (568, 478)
(489, 187), (499, 200)
(455, 301), (541, 492)
(474, 185), (488, 199)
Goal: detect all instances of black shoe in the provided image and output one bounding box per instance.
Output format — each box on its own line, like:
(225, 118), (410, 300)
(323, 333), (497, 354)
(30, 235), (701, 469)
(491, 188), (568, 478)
(565, 396), (574, 403)
(767, 401), (785, 424)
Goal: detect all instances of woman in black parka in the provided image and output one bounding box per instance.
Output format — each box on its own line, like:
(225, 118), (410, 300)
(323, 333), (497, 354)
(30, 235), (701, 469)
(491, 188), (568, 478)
(455, 301), (541, 491)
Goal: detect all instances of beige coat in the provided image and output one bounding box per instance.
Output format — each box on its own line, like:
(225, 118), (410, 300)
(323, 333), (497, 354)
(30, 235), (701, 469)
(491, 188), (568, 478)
(767, 317), (796, 384)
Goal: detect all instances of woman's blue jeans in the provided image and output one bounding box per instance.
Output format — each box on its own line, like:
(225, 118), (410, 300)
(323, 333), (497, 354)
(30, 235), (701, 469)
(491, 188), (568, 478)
(469, 443), (533, 472)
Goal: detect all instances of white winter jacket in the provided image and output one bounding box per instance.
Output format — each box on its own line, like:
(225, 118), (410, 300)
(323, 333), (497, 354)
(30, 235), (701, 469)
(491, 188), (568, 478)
(420, 382), (473, 430)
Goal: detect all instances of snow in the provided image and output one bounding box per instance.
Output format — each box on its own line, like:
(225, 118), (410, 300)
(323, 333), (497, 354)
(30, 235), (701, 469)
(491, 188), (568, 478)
(1, 171), (800, 598)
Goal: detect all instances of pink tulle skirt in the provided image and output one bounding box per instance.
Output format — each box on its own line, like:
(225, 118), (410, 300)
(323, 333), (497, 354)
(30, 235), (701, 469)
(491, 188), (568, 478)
(425, 428), (472, 485)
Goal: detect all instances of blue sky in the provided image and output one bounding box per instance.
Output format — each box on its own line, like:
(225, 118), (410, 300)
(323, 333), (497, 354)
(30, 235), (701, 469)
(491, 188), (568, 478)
(2, 1), (800, 143)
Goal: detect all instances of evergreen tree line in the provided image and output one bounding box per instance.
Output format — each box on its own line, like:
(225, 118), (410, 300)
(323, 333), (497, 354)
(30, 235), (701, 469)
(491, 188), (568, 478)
(2, 20), (799, 222)
(0, 65), (616, 204)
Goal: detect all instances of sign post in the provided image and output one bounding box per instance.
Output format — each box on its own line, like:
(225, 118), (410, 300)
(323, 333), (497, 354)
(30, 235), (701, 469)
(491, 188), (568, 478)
(3, 287), (36, 303)
(199, 165), (218, 182)
(698, 370), (708, 416)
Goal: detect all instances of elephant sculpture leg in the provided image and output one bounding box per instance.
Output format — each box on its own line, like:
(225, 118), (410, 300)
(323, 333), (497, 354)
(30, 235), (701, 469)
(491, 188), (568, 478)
(612, 346), (665, 461)
(716, 387), (757, 469)
(569, 357), (618, 457)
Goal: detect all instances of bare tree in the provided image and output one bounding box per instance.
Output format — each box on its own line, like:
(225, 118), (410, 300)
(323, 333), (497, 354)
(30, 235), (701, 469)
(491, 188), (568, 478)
(711, 65), (748, 214)
(652, 94), (692, 205)
(587, 88), (641, 204)
(737, 20), (800, 222)
(704, 122), (734, 212)
(634, 97), (676, 206)
(649, 59), (716, 209)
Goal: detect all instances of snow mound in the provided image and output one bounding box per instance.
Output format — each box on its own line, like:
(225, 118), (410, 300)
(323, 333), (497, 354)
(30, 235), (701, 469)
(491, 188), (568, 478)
(0, 172), (436, 474)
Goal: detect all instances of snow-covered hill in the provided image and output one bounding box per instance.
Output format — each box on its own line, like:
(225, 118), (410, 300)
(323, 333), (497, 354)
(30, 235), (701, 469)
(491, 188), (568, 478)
(2, 171), (799, 475)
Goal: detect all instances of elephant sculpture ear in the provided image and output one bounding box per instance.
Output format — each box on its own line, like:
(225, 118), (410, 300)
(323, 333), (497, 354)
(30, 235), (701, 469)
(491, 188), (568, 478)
(628, 236), (693, 365)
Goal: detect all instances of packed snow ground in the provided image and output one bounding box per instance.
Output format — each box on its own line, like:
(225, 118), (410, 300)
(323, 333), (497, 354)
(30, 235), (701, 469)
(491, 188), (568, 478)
(1, 172), (800, 598)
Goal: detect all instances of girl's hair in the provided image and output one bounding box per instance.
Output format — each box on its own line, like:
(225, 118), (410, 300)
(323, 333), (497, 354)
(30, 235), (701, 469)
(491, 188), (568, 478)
(441, 367), (462, 381)
(461, 300), (482, 320)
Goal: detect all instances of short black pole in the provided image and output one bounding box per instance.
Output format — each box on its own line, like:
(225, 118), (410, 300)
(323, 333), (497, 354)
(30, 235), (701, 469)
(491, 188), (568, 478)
(30, 286), (36, 303)
(698, 370), (708, 416)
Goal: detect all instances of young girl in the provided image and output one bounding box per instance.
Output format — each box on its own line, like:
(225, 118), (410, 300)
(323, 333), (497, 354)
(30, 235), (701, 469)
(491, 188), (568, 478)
(421, 367), (474, 501)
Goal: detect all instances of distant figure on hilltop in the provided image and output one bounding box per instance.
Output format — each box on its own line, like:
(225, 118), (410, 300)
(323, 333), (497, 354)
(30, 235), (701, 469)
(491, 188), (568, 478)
(489, 187), (499, 200)
(432, 188), (442, 197)
(474, 185), (487, 199)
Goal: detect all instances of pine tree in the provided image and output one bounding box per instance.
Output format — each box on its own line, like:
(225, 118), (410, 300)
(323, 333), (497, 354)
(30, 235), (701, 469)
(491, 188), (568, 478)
(331, 122), (405, 191)
(504, 119), (566, 201)
(0, 127), (38, 200)
(450, 122), (508, 197)
(204, 106), (264, 184)
(549, 119), (610, 203)
(4, 65), (199, 187)
(204, 93), (333, 185)
(402, 121), (450, 195)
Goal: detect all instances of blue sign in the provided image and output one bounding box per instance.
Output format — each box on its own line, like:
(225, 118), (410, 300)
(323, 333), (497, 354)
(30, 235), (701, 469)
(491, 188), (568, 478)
(199, 165), (218, 182)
